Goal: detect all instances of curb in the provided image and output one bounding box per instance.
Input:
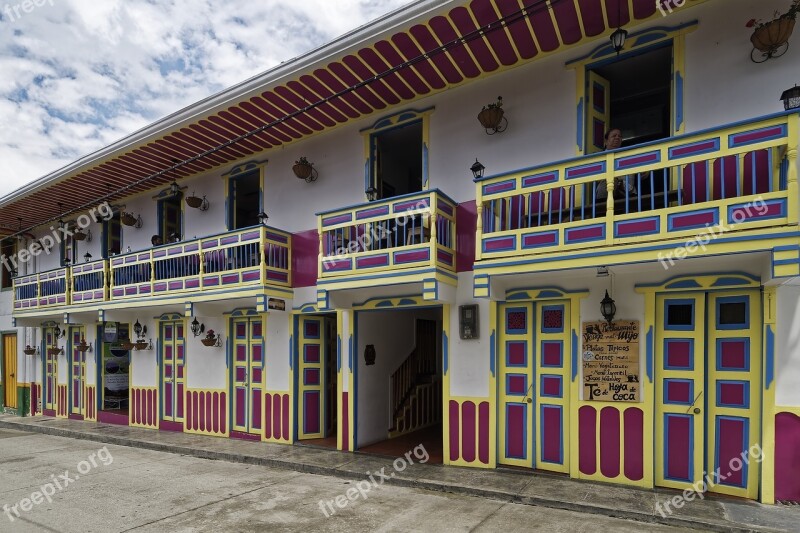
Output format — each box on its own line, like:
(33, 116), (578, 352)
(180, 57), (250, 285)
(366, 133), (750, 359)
(0, 418), (782, 533)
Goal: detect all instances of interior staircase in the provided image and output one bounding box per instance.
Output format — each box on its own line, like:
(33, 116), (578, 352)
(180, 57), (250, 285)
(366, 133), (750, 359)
(389, 319), (442, 438)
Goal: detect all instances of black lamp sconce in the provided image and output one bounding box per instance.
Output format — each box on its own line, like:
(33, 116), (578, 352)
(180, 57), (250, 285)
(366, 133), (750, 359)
(190, 317), (205, 337)
(470, 159), (485, 180)
(257, 211), (269, 225)
(53, 324), (66, 340)
(600, 290), (617, 325)
(781, 85), (800, 110)
(365, 186), (378, 202)
(364, 344), (376, 366)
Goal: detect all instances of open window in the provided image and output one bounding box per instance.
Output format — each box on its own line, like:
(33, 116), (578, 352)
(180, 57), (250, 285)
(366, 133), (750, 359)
(1, 238), (14, 289)
(227, 170), (261, 230)
(371, 121), (423, 200)
(159, 194), (182, 242)
(586, 45), (673, 152)
(363, 109), (431, 202)
(103, 211), (121, 258)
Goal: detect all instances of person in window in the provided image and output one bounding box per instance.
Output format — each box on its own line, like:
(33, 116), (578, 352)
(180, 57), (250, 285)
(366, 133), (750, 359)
(596, 128), (638, 202)
(151, 235), (163, 247)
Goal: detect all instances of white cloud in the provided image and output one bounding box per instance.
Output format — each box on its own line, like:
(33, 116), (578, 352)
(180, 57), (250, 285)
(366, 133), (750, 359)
(0, 0), (409, 196)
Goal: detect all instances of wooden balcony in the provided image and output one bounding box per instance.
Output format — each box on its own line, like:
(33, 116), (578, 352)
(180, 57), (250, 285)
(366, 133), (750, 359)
(317, 190), (457, 286)
(13, 267), (68, 311)
(475, 111), (799, 265)
(12, 226), (291, 314)
(110, 226), (291, 300)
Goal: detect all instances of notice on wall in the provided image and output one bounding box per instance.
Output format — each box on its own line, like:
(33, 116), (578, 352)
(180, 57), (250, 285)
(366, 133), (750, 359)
(582, 320), (640, 402)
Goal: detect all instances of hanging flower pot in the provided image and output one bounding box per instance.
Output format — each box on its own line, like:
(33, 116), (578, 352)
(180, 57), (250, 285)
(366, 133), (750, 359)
(117, 340), (135, 351)
(201, 330), (220, 347)
(185, 193), (209, 210)
(134, 340), (150, 350)
(23, 346), (36, 355)
(47, 347), (61, 356)
(73, 229), (88, 241)
(292, 157), (317, 182)
(121, 212), (138, 227)
(477, 96), (507, 134)
(751, 17), (795, 51)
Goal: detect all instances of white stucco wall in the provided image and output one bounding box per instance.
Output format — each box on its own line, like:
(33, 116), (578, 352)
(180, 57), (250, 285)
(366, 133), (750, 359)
(265, 310), (291, 392)
(449, 272), (491, 398)
(776, 285), (800, 407)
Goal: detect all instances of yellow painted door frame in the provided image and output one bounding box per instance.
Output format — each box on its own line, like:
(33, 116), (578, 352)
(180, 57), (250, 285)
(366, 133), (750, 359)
(3, 333), (17, 408)
(655, 289), (762, 498)
(297, 315), (328, 440)
(68, 326), (86, 417)
(231, 315), (265, 435)
(655, 293), (706, 491)
(497, 299), (571, 472)
(160, 320), (185, 423)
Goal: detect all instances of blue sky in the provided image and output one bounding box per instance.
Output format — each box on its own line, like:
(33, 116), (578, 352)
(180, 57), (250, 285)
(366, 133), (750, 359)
(0, 0), (409, 196)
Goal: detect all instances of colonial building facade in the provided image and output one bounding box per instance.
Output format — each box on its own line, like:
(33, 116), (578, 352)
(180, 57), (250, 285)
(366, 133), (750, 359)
(1, 0), (799, 505)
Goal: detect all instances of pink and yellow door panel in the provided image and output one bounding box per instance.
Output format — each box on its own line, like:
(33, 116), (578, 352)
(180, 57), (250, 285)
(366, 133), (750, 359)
(655, 294), (706, 491)
(655, 291), (761, 499)
(707, 292), (761, 499)
(297, 316), (328, 440)
(160, 320), (185, 423)
(231, 317), (264, 435)
(497, 301), (570, 473)
(69, 327), (86, 417)
(43, 327), (58, 413)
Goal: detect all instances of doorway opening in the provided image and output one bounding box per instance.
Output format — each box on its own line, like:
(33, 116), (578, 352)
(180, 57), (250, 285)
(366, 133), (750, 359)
(356, 307), (443, 464)
(98, 322), (131, 422)
(296, 313), (338, 449)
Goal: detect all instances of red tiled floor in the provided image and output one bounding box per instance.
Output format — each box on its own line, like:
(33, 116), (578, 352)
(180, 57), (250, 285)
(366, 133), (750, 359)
(358, 424), (443, 464)
(299, 435), (338, 448)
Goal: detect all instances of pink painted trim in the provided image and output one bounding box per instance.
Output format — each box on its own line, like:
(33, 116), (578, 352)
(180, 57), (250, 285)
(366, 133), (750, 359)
(342, 392), (349, 451)
(623, 408), (644, 481)
(292, 229), (319, 288)
(98, 410), (129, 426)
(578, 406), (597, 475)
(230, 430), (261, 441)
(478, 402), (490, 464)
(449, 400), (460, 461)
(456, 202), (476, 272)
(775, 412), (800, 502)
(600, 407), (621, 478)
(159, 419), (183, 432)
(461, 401), (476, 463)
(264, 394), (273, 439)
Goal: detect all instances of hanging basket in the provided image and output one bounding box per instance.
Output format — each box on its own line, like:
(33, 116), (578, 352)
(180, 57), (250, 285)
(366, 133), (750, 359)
(120, 213), (138, 227)
(477, 107), (504, 130)
(117, 341), (135, 351)
(73, 230), (87, 241)
(134, 341), (150, 350)
(292, 163), (313, 180)
(186, 196), (203, 209)
(751, 17), (796, 52)
(76, 342), (89, 353)
(201, 337), (218, 347)
(47, 347), (61, 356)
(23, 347), (36, 355)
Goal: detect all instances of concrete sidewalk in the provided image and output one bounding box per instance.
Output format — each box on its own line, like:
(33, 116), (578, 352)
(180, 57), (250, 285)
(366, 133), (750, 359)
(0, 414), (797, 533)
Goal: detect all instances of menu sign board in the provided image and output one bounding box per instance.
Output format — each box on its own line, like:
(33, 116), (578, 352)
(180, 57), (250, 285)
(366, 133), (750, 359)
(582, 320), (640, 402)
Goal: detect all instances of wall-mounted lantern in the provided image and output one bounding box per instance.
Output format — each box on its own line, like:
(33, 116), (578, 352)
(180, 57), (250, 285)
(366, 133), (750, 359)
(600, 290), (617, 325)
(470, 159), (485, 180)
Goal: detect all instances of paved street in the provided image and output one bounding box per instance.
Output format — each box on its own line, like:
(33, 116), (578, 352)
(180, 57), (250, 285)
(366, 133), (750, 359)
(0, 429), (686, 532)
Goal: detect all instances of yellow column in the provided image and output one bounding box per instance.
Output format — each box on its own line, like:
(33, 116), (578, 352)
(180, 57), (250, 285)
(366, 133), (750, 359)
(761, 286), (777, 504)
(785, 113), (798, 225)
(605, 152), (615, 247)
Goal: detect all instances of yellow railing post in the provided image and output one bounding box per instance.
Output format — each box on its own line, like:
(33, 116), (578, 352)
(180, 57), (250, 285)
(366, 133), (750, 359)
(605, 152), (616, 246)
(429, 192), (438, 267)
(786, 113), (799, 225)
(260, 226), (267, 286)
